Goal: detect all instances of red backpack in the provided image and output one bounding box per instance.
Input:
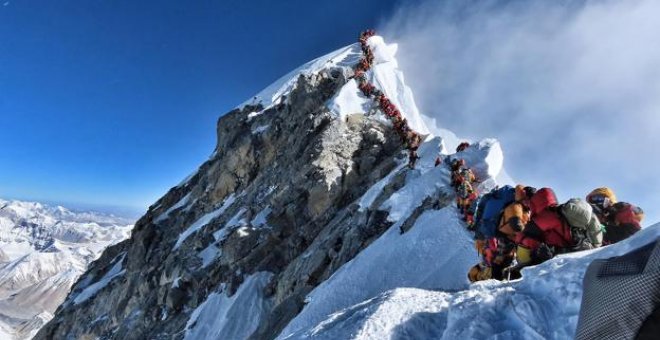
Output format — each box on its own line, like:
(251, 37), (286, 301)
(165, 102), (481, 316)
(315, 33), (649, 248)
(518, 188), (572, 250)
(613, 203), (643, 229)
(603, 202), (643, 244)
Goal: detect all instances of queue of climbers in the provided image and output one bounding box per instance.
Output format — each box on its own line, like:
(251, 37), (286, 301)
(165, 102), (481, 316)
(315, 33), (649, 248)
(432, 141), (645, 282)
(354, 30), (646, 282)
(355, 30), (423, 169)
(467, 184), (645, 282)
(434, 142), (480, 224)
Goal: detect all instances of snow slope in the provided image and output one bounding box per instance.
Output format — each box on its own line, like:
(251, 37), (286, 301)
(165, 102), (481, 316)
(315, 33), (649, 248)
(279, 223), (660, 340)
(184, 272), (274, 340)
(0, 199), (133, 339)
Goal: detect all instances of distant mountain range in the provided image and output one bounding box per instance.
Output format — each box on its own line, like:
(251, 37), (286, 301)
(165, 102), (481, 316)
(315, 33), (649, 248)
(0, 198), (133, 339)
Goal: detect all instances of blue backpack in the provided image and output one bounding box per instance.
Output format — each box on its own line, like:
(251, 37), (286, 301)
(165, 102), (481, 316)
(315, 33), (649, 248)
(474, 185), (516, 239)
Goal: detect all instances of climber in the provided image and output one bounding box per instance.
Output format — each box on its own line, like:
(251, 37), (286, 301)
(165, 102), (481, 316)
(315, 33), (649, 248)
(449, 159), (466, 187)
(514, 188), (603, 267)
(470, 233), (519, 282)
(406, 131), (422, 151)
(358, 81), (375, 96)
(456, 180), (478, 218)
(408, 150), (419, 169)
(497, 185), (535, 241)
(469, 185), (518, 281)
(472, 185), (516, 238)
(456, 142), (470, 153)
(586, 187), (644, 245)
(434, 153), (443, 167)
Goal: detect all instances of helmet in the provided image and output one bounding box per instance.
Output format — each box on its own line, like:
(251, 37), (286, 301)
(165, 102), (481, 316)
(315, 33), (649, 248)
(468, 263), (492, 282)
(515, 185), (537, 201)
(468, 264), (481, 282)
(586, 187), (617, 205)
(633, 206), (645, 223)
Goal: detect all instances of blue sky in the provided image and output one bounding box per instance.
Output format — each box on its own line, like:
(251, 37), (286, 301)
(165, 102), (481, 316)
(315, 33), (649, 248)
(0, 0), (405, 215)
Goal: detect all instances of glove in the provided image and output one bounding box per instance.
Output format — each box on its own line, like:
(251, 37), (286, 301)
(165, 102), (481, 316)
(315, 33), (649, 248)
(536, 243), (554, 262)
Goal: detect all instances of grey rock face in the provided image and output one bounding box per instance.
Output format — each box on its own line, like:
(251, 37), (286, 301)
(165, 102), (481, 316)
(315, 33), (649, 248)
(35, 68), (434, 340)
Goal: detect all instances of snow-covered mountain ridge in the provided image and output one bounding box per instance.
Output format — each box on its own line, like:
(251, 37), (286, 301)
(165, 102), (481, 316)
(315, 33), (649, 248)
(0, 198), (133, 339)
(36, 34), (658, 340)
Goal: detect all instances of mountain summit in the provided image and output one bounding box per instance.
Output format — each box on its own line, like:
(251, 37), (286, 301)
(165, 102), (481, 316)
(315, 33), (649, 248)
(35, 34), (659, 340)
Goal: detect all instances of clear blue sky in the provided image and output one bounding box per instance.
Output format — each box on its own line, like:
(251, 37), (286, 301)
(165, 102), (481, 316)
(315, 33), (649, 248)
(0, 0), (406, 214)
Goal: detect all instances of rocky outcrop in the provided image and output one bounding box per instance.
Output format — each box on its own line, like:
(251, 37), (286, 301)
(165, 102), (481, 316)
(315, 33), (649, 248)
(35, 65), (432, 339)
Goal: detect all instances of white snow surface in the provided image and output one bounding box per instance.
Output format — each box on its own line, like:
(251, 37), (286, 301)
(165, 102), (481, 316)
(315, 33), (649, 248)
(184, 272), (274, 340)
(198, 244), (221, 268)
(252, 124), (270, 134)
(0, 198), (132, 339)
(280, 223), (660, 340)
(173, 193), (238, 250)
(72, 254), (126, 305)
(327, 36), (431, 136)
(155, 192), (193, 223)
(251, 207), (272, 228)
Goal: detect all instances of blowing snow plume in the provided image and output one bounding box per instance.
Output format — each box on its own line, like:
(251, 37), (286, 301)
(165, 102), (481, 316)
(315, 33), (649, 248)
(380, 0), (660, 223)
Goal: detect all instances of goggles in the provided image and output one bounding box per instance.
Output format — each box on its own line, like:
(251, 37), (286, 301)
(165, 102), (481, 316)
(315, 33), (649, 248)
(589, 195), (610, 207)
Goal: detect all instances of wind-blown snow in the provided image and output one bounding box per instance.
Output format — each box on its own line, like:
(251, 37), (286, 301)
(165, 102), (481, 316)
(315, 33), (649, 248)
(72, 254), (126, 305)
(184, 272), (274, 340)
(173, 193), (237, 250)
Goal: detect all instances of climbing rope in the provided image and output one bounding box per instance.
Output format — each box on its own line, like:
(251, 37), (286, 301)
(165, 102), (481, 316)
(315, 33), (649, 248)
(355, 30), (423, 169)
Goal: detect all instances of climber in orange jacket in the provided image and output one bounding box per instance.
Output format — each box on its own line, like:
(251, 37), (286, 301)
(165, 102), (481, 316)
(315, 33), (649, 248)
(498, 185), (536, 241)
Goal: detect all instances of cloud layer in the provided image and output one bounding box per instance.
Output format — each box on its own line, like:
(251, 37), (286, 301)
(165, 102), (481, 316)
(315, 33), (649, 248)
(381, 0), (660, 223)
